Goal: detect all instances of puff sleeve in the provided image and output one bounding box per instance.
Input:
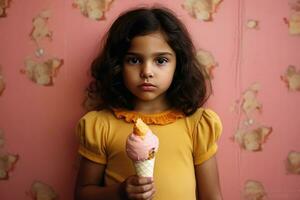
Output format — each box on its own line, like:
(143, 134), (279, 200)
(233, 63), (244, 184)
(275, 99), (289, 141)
(76, 111), (108, 164)
(193, 109), (222, 165)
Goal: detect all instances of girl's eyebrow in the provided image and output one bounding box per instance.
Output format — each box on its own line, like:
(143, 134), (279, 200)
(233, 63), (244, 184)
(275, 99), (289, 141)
(125, 52), (174, 57)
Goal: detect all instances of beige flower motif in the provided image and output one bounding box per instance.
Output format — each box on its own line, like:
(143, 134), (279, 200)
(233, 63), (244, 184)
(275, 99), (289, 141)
(31, 10), (52, 44)
(21, 58), (63, 86)
(286, 151), (300, 174)
(196, 49), (217, 79)
(234, 126), (272, 151)
(0, 0), (10, 17)
(244, 180), (267, 200)
(73, 0), (113, 21)
(0, 154), (18, 179)
(247, 19), (259, 29)
(182, 0), (222, 21)
(281, 65), (300, 91)
(30, 181), (58, 200)
(242, 83), (262, 115)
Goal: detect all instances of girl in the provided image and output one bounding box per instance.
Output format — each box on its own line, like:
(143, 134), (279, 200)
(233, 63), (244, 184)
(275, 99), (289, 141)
(75, 6), (223, 200)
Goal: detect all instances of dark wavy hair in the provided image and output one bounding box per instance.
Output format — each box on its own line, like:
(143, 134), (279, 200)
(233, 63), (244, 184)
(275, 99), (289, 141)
(87, 6), (211, 116)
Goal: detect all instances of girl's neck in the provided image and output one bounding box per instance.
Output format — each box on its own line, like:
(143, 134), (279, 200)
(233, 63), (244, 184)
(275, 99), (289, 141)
(133, 97), (171, 114)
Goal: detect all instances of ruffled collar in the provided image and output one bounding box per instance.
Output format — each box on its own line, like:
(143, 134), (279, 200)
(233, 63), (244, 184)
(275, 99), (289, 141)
(112, 109), (185, 125)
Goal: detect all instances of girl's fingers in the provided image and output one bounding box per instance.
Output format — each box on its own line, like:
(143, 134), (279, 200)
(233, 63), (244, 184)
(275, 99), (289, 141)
(125, 176), (155, 200)
(130, 176), (153, 186)
(127, 187), (155, 200)
(127, 182), (154, 193)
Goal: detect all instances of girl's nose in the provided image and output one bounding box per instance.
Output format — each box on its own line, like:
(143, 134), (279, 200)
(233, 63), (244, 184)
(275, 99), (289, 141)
(140, 62), (154, 79)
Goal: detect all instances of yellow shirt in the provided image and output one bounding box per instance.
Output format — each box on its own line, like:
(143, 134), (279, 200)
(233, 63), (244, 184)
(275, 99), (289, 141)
(76, 108), (222, 200)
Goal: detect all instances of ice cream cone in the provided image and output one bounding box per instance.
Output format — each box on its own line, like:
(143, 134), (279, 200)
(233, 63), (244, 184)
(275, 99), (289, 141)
(126, 118), (159, 178)
(133, 158), (155, 177)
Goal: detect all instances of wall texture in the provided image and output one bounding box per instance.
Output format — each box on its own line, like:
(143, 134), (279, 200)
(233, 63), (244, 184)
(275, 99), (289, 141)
(0, 0), (299, 199)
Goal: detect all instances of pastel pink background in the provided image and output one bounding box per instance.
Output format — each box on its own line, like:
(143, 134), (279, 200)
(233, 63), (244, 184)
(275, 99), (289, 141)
(0, 0), (299, 199)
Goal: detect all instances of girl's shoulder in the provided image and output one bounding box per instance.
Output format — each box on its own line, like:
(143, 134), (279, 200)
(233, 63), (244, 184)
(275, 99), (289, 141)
(188, 107), (221, 120)
(188, 108), (223, 165)
(76, 109), (122, 135)
(186, 108), (222, 130)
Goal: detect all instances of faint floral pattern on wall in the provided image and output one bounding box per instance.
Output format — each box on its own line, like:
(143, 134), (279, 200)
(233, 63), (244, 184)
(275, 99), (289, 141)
(73, 0), (114, 21)
(29, 181), (58, 200)
(243, 180), (267, 200)
(231, 83), (272, 152)
(21, 58), (63, 86)
(286, 151), (300, 174)
(285, 0), (300, 35)
(281, 65), (300, 91)
(0, 0), (10, 17)
(20, 10), (63, 86)
(196, 49), (217, 79)
(246, 19), (259, 29)
(182, 0), (222, 21)
(0, 129), (18, 180)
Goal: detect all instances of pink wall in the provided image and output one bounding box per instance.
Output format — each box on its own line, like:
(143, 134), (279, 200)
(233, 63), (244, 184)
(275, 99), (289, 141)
(0, 0), (299, 199)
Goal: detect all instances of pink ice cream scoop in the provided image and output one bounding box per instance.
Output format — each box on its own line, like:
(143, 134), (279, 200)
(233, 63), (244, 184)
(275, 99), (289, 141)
(126, 118), (159, 161)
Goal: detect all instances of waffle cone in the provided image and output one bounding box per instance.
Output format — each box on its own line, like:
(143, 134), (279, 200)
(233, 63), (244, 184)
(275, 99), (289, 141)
(133, 158), (155, 177)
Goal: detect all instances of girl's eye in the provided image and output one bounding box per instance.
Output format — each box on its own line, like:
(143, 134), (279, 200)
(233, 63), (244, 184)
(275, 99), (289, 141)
(156, 57), (168, 65)
(126, 57), (141, 65)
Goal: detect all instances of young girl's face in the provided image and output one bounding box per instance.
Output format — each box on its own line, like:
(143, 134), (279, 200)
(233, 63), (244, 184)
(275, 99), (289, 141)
(123, 31), (176, 110)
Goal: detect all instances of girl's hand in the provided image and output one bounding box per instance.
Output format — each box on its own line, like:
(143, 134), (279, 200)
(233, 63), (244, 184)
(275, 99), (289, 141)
(122, 175), (155, 200)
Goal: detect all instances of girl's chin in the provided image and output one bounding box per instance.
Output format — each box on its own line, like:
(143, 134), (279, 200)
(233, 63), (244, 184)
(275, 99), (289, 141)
(136, 96), (157, 102)
(134, 93), (167, 104)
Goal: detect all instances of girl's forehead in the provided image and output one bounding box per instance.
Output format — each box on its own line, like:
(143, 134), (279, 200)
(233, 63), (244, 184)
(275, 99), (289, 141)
(131, 32), (167, 43)
(127, 32), (174, 54)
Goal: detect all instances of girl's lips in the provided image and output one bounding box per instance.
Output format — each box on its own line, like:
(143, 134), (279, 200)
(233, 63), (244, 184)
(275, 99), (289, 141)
(139, 83), (156, 91)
